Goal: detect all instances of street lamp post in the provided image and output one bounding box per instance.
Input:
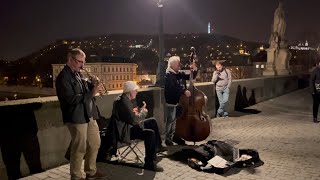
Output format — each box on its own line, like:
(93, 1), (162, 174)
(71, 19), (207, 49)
(155, 0), (165, 87)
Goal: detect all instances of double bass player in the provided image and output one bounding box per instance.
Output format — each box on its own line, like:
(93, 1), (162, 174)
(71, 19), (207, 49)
(164, 55), (198, 146)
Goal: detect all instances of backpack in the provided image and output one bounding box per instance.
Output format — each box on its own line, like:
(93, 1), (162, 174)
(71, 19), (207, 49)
(224, 69), (229, 80)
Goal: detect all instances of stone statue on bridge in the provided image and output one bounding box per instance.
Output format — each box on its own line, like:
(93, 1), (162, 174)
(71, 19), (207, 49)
(269, 2), (287, 49)
(264, 1), (291, 76)
(272, 2), (286, 40)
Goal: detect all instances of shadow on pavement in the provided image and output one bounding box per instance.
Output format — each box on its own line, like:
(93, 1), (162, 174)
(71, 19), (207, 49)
(165, 145), (199, 165)
(231, 109), (262, 117)
(98, 162), (156, 180)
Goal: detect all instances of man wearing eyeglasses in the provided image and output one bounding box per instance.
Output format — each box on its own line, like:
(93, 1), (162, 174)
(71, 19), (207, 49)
(55, 48), (107, 180)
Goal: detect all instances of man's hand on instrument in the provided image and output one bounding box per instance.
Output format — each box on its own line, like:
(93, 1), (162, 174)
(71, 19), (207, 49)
(97, 83), (105, 94)
(185, 90), (191, 97)
(140, 107), (148, 114)
(133, 107), (139, 116)
(92, 84), (102, 96)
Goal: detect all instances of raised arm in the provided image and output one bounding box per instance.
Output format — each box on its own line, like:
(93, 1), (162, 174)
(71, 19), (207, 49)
(56, 74), (94, 106)
(211, 71), (218, 84)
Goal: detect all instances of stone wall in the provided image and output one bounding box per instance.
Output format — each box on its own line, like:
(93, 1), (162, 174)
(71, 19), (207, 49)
(0, 85), (56, 96)
(0, 74), (308, 179)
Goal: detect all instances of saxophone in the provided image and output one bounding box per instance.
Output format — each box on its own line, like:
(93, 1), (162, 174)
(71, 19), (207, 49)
(81, 68), (108, 96)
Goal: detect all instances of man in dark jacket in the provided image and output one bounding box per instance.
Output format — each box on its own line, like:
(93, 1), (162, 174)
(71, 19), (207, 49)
(310, 61), (320, 123)
(106, 81), (165, 172)
(55, 48), (107, 180)
(164, 56), (197, 146)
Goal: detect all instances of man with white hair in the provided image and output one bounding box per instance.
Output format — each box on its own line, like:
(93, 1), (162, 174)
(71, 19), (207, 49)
(164, 56), (197, 146)
(105, 81), (166, 171)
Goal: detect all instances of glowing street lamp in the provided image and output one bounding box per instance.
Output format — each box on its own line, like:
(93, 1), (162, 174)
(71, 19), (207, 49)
(155, 0), (165, 87)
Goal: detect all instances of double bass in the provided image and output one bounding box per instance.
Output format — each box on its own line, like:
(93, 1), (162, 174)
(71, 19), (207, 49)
(175, 47), (211, 142)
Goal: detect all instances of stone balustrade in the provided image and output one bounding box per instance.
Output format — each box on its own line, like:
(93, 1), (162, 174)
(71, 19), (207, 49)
(0, 74), (309, 179)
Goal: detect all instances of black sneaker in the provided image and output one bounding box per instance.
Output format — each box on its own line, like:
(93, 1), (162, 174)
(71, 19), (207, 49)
(97, 151), (119, 163)
(173, 136), (186, 145)
(313, 118), (319, 123)
(216, 113), (223, 118)
(86, 170), (108, 180)
(165, 140), (174, 146)
(156, 145), (168, 153)
(144, 163), (164, 172)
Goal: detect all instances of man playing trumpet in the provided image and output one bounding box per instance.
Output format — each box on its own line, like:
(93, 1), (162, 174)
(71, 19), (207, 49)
(55, 48), (107, 180)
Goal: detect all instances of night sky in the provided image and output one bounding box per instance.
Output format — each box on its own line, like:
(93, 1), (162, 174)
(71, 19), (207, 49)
(1, 0), (319, 60)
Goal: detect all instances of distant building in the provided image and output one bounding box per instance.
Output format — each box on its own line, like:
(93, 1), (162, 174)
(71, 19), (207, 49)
(289, 40), (320, 72)
(52, 62), (138, 90)
(201, 54), (254, 82)
(251, 50), (267, 77)
(136, 74), (156, 84)
(289, 40), (316, 51)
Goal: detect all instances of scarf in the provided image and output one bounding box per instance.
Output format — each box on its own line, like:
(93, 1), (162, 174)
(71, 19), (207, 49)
(166, 67), (177, 74)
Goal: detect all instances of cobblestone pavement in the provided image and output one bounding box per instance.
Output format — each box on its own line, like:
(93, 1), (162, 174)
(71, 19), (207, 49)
(21, 88), (320, 180)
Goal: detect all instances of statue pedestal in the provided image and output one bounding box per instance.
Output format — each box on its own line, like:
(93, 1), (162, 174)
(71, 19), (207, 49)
(263, 48), (276, 76)
(263, 66), (276, 76)
(263, 46), (290, 76)
(275, 48), (290, 75)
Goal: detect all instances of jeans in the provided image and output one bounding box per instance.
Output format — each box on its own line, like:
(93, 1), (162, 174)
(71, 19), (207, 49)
(165, 104), (176, 142)
(216, 87), (230, 117)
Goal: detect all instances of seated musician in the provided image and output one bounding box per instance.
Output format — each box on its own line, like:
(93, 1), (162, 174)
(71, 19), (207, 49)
(97, 81), (166, 172)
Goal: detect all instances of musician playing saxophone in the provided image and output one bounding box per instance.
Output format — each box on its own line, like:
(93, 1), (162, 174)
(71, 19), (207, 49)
(55, 48), (108, 180)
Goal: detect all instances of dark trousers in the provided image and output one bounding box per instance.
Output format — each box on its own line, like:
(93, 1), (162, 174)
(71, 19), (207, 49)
(139, 117), (162, 148)
(1, 134), (43, 180)
(130, 118), (160, 164)
(97, 118), (162, 164)
(97, 119), (117, 161)
(313, 94), (320, 118)
(97, 128), (114, 161)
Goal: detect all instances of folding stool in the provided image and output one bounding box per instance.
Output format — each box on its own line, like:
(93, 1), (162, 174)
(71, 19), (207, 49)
(117, 139), (144, 164)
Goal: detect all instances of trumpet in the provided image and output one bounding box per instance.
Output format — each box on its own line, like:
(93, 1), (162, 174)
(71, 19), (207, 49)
(81, 68), (108, 96)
